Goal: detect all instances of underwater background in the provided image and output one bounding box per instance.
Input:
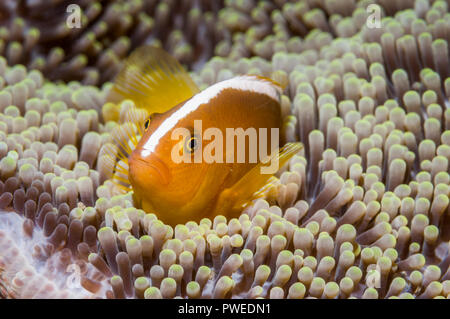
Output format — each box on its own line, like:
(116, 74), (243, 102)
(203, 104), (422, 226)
(0, 0), (449, 299)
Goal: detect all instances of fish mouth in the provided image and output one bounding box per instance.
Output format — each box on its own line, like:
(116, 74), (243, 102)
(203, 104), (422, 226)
(129, 154), (170, 185)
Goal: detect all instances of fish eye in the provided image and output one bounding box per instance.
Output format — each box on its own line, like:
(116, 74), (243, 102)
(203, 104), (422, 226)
(184, 136), (199, 154)
(144, 119), (150, 130)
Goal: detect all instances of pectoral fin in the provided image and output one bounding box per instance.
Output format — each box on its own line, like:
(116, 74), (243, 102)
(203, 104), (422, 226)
(214, 142), (303, 216)
(108, 45), (200, 114)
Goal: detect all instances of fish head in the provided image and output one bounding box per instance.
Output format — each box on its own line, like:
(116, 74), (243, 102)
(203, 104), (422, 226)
(128, 111), (226, 225)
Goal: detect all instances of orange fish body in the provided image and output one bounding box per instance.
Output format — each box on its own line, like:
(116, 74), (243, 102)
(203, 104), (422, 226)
(129, 78), (282, 225)
(110, 46), (302, 226)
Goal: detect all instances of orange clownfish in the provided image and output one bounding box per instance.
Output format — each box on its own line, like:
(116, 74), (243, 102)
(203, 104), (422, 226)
(108, 46), (302, 226)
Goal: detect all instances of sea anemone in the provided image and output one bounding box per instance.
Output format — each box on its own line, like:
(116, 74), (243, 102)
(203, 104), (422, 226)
(0, 0), (449, 299)
(0, 0), (227, 85)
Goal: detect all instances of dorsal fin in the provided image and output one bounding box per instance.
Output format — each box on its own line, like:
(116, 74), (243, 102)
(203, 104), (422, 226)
(252, 75), (286, 91)
(108, 45), (200, 114)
